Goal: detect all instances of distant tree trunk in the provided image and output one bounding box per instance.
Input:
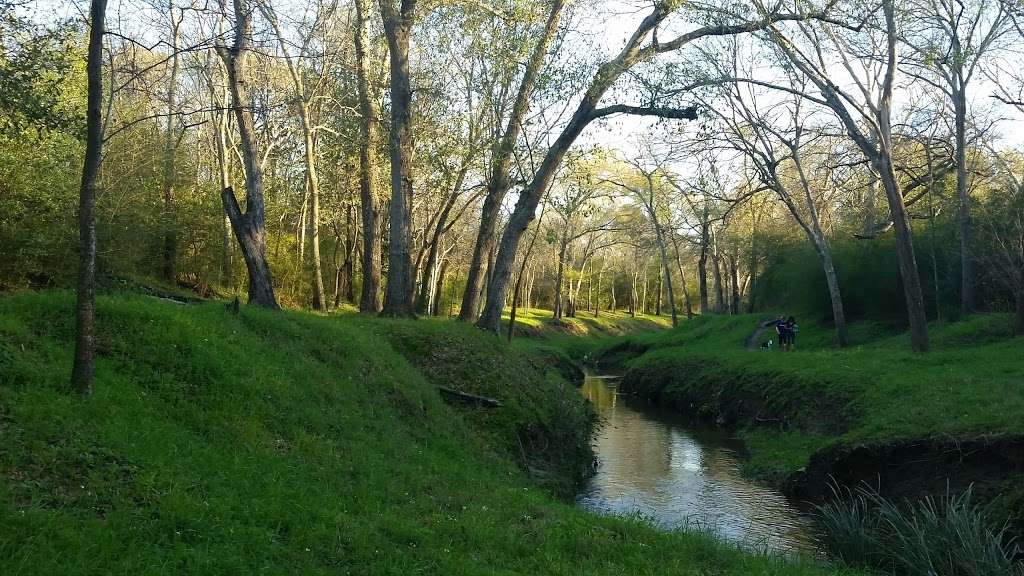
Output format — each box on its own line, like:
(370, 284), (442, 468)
(355, 0), (383, 313)
(379, 0), (416, 317)
(217, 0), (279, 309)
(1015, 287), (1024, 336)
(162, 5), (182, 283)
(509, 204), (548, 341)
(697, 211), (710, 314)
(641, 266), (649, 315)
(729, 253), (740, 315)
(610, 275), (617, 313)
(711, 236), (724, 314)
(71, 0), (107, 396)
(669, 232), (693, 320)
(553, 231), (568, 319)
(461, 0), (566, 322)
(655, 266), (663, 316)
(344, 206), (357, 303)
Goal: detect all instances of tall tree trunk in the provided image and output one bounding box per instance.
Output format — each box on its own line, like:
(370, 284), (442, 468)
(655, 265), (662, 316)
(302, 106), (327, 309)
(379, 0), (416, 317)
(698, 211), (710, 314)
(953, 89), (974, 316)
(610, 274), (616, 313)
(711, 233), (724, 314)
(217, 0), (279, 309)
(355, 0), (383, 313)
(162, 5), (182, 283)
(877, 153), (929, 351)
(460, 0), (566, 321)
(72, 0), (107, 395)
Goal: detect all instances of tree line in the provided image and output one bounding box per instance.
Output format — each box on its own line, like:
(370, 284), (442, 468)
(2, 0), (1024, 394)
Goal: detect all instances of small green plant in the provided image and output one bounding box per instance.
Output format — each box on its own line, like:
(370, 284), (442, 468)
(815, 482), (1021, 576)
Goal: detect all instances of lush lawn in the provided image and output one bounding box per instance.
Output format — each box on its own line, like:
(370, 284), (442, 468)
(0, 291), (857, 575)
(601, 313), (1024, 478)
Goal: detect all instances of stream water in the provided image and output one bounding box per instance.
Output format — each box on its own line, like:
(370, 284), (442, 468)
(576, 373), (820, 555)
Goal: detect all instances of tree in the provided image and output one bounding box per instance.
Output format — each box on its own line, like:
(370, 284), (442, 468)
(459, 0), (566, 321)
(756, 0), (930, 351)
(475, 1), (826, 331)
(709, 64), (850, 345)
(354, 0), (384, 313)
(604, 156), (681, 326)
(71, 0), (108, 395)
(216, 0), (280, 309)
(259, 0), (337, 310)
(161, 1), (183, 283)
(904, 0), (1010, 316)
(379, 0), (416, 317)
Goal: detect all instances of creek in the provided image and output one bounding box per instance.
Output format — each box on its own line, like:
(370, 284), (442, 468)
(576, 372), (820, 555)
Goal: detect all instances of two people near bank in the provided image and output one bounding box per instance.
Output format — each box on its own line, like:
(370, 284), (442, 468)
(771, 316), (799, 351)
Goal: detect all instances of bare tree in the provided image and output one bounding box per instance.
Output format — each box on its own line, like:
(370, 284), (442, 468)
(904, 0), (1010, 316)
(709, 62), (850, 345)
(216, 0), (279, 309)
(476, 2), (832, 332)
(756, 0), (930, 351)
(259, 0), (339, 310)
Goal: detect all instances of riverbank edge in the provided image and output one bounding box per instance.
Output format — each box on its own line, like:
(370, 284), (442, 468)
(0, 290), (860, 575)
(595, 340), (1024, 533)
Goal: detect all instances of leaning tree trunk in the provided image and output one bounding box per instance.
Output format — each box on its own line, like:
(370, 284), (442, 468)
(355, 0), (383, 313)
(459, 0), (566, 321)
(72, 0), (107, 396)
(379, 0), (416, 317)
(218, 0), (279, 309)
(877, 154), (929, 351)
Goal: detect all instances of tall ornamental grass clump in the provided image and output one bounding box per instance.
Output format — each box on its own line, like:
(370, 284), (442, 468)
(815, 483), (1021, 576)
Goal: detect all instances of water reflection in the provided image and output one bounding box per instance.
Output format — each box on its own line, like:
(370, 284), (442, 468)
(577, 374), (819, 554)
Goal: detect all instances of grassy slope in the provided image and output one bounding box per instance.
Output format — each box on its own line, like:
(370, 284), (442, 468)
(0, 292), (852, 575)
(603, 313), (1024, 479)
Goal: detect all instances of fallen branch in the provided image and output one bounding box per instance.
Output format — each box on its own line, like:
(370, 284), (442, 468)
(437, 386), (503, 408)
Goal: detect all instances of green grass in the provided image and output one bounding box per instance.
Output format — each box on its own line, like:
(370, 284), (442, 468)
(602, 313), (1024, 479)
(0, 291), (856, 575)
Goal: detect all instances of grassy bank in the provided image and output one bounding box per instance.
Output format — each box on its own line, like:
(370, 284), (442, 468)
(598, 314), (1024, 489)
(0, 291), (854, 575)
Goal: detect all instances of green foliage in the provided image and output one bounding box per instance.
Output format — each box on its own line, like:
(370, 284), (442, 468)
(0, 292), (855, 575)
